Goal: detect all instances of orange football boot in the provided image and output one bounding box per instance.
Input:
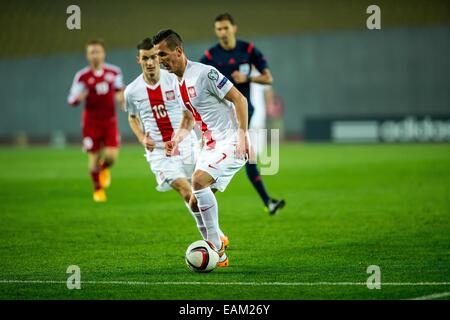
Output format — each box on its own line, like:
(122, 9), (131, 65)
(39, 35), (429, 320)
(99, 164), (111, 189)
(93, 188), (107, 202)
(220, 234), (230, 248)
(216, 243), (229, 268)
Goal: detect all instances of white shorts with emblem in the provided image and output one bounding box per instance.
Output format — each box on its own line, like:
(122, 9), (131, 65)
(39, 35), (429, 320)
(145, 132), (199, 192)
(195, 140), (247, 192)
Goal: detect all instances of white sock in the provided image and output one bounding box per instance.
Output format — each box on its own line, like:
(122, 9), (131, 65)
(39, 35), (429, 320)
(193, 187), (222, 250)
(184, 202), (207, 240)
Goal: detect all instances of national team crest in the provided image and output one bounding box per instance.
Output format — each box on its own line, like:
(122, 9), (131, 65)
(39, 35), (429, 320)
(165, 90), (175, 101)
(208, 69), (219, 81)
(188, 86), (197, 98)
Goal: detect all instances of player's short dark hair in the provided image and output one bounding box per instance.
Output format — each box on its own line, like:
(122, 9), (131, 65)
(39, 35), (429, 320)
(137, 37), (154, 54)
(152, 29), (183, 50)
(86, 39), (105, 50)
(214, 13), (235, 25)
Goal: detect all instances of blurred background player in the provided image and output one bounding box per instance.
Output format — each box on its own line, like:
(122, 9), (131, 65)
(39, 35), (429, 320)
(249, 66), (269, 156)
(200, 13), (285, 215)
(67, 39), (125, 202)
(125, 37), (229, 245)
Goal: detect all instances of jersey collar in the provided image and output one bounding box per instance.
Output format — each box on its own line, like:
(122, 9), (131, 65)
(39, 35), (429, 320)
(93, 69), (104, 77)
(141, 73), (160, 90)
(179, 59), (192, 85)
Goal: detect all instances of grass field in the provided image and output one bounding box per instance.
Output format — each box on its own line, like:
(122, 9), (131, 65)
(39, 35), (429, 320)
(0, 143), (449, 300)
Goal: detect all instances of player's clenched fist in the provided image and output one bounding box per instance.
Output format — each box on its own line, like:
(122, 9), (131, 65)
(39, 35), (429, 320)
(231, 70), (249, 84)
(164, 140), (176, 157)
(74, 90), (88, 105)
(141, 134), (155, 152)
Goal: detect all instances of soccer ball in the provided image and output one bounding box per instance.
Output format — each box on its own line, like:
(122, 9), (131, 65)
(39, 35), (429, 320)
(185, 240), (219, 272)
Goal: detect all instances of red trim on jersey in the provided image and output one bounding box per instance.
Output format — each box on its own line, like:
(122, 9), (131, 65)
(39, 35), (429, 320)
(247, 42), (254, 54)
(203, 130), (216, 149)
(179, 81), (216, 149)
(146, 85), (174, 142)
(204, 50), (213, 61)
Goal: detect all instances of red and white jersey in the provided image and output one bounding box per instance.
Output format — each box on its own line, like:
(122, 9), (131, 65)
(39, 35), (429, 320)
(125, 69), (185, 144)
(68, 63), (124, 123)
(178, 60), (237, 148)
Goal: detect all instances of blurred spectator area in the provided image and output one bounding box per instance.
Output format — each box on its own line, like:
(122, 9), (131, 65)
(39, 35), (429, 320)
(1, 0), (449, 58)
(0, 0), (449, 143)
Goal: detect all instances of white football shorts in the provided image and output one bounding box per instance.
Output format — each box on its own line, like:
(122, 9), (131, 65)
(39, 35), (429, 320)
(195, 140), (247, 192)
(145, 133), (199, 192)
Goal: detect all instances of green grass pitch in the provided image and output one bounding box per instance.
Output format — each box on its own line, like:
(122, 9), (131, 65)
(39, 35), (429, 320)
(0, 143), (449, 299)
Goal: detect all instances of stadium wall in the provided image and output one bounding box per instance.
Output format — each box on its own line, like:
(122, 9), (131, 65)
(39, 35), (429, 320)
(0, 26), (449, 143)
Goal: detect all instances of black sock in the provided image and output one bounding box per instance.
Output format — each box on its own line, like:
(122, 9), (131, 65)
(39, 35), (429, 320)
(245, 163), (270, 206)
(101, 159), (113, 170)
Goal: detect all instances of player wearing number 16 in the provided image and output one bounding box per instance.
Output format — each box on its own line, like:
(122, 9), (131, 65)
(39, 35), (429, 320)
(125, 37), (200, 199)
(67, 39), (125, 202)
(125, 37), (226, 245)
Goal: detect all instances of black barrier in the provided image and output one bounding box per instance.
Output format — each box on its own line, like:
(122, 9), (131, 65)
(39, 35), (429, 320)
(304, 115), (450, 142)
(0, 300), (447, 319)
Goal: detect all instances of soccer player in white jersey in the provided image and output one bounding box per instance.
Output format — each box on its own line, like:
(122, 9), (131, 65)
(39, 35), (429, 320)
(125, 37), (229, 246)
(153, 30), (252, 267)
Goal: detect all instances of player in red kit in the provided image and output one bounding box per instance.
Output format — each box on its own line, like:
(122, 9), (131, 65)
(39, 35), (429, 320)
(67, 40), (125, 202)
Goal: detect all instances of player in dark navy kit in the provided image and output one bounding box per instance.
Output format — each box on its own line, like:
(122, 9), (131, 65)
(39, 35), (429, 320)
(200, 13), (285, 215)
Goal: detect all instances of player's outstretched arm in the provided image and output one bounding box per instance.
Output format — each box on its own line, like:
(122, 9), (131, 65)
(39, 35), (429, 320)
(225, 87), (253, 161)
(165, 111), (194, 156)
(128, 114), (155, 151)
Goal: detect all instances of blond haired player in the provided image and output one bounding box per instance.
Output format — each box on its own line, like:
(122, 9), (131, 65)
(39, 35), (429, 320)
(68, 39), (125, 202)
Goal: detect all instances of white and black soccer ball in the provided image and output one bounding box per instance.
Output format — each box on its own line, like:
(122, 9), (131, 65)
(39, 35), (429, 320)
(185, 240), (219, 273)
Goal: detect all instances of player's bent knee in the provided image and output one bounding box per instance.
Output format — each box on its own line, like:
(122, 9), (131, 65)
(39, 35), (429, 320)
(191, 170), (213, 191)
(191, 180), (204, 191)
(104, 148), (119, 163)
(104, 153), (118, 165)
(104, 157), (116, 166)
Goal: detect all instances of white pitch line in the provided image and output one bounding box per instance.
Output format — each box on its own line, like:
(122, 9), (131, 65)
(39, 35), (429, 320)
(0, 280), (450, 286)
(409, 291), (450, 300)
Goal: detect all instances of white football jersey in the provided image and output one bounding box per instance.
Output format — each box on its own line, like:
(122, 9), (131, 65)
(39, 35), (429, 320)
(125, 69), (184, 144)
(178, 60), (237, 148)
